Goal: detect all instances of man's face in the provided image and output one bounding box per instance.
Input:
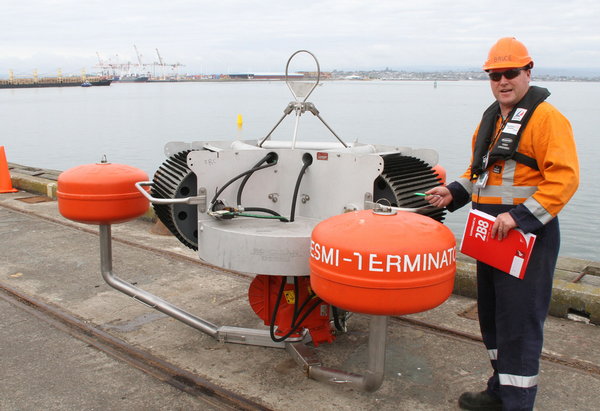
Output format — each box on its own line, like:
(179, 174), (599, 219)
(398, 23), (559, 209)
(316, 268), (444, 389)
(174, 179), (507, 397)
(489, 67), (531, 116)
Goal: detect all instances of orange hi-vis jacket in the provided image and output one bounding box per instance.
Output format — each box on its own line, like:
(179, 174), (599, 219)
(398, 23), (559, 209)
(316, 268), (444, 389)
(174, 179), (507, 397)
(455, 100), (579, 232)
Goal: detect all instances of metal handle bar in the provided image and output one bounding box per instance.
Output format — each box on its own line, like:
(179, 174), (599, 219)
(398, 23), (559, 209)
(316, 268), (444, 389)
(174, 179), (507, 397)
(135, 181), (205, 205)
(364, 200), (439, 213)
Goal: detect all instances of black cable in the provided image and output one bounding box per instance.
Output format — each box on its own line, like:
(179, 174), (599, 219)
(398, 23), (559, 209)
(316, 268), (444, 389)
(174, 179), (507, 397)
(332, 306), (349, 332)
(244, 208), (289, 222)
(272, 297), (323, 342)
(269, 276), (324, 343)
(269, 276), (288, 342)
(244, 207), (284, 217)
(332, 306), (342, 331)
(236, 153), (277, 205)
(289, 155), (313, 222)
(219, 212), (288, 221)
(210, 162), (276, 207)
(293, 284), (318, 318)
(209, 153), (285, 221)
(291, 277), (300, 329)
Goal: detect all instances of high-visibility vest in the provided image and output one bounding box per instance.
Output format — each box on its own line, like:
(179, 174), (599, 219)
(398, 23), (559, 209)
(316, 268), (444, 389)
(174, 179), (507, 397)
(457, 99), (579, 224)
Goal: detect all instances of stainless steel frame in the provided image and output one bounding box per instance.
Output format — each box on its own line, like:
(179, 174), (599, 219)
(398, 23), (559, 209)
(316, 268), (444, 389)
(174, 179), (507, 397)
(98, 223), (389, 391)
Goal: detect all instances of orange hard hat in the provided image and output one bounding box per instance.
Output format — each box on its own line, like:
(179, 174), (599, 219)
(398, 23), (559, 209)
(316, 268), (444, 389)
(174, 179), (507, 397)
(483, 37), (533, 71)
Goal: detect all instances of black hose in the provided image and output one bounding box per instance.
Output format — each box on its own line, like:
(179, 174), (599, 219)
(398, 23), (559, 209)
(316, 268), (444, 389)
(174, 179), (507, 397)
(244, 207), (289, 222)
(291, 277), (300, 329)
(210, 161), (276, 207)
(269, 276), (288, 342)
(269, 276), (323, 343)
(294, 283), (318, 317)
(272, 297), (323, 342)
(236, 153), (277, 206)
(289, 154), (313, 222)
(332, 306), (345, 332)
(210, 153), (285, 221)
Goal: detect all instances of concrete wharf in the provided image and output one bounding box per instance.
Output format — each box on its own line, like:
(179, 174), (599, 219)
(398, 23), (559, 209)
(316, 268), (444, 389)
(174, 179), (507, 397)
(1, 164), (599, 410)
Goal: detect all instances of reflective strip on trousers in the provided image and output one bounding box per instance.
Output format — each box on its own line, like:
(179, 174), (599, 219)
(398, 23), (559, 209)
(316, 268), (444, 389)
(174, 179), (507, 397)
(488, 349), (498, 360)
(499, 373), (539, 388)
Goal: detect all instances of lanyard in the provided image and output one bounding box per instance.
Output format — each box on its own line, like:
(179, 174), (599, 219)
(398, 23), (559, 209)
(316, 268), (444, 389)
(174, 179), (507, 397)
(482, 115), (509, 169)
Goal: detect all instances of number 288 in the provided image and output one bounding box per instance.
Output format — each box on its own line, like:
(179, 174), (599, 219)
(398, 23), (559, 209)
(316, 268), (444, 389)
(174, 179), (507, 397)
(475, 219), (489, 241)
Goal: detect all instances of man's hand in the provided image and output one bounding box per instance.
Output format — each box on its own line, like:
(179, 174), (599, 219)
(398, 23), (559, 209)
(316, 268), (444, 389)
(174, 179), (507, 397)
(424, 187), (452, 208)
(491, 212), (518, 241)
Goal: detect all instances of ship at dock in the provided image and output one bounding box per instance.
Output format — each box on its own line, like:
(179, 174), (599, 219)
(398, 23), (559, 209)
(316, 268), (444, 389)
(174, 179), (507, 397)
(0, 68), (111, 89)
(95, 46), (179, 83)
(117, 75), (149, 83)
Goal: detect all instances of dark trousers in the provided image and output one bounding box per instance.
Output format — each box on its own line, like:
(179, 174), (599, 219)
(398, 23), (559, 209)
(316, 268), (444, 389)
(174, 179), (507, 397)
(477, 217), (560, 411)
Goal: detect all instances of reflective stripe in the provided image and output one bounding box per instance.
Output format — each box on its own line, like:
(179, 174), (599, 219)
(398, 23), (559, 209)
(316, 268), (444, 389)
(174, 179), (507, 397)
(457, 177), (473, 196)
(523, 197), (554, 225)
(477, 185), (537, 203)
(499, 373), (539, 388)
(502, 160), (517, 205)
(471, 160), (539, 204)
(488, 349), (498, 360)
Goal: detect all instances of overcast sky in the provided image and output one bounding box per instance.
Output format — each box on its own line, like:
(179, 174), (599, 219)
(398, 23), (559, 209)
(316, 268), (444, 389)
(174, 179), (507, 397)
(2, 0), (600, 77)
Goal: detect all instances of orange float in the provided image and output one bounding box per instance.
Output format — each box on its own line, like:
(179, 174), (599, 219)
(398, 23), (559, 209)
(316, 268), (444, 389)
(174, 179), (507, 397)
(310, 209), (456, 316)
(432, 164), (446, 185)
(57, 161), (150, 225)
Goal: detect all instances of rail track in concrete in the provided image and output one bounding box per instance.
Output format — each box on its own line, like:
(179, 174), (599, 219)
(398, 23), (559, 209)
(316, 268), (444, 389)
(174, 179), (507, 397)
(0, 281), (273, 411)
(3, 273), (599, 411)
(1, 201), (598, 410)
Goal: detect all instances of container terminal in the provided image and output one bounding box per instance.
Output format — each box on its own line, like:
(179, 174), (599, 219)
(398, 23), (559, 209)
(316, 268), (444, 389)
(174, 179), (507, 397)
(92, 45), (330, 82)
(0, 68), (111, 89)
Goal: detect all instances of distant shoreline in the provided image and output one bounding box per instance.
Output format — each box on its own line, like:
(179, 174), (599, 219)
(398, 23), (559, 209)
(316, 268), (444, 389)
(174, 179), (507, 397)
(329, 70), (600, 82)
(2, 70), (599, 83)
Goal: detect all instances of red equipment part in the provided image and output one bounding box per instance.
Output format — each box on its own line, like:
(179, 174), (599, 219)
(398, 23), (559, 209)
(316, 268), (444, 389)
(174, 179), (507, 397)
(248, 275), (335, 347)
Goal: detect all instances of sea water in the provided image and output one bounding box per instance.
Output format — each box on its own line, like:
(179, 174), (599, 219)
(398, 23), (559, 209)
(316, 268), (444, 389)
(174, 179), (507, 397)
(1, 80), (597, 261)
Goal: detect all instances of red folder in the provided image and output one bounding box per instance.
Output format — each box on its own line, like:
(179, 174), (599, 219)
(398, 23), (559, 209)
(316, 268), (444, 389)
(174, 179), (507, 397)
(460, 209), (536, 279)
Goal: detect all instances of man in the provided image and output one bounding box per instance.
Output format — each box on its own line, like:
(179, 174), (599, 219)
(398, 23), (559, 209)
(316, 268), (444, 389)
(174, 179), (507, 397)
(426, 37), (579, 411)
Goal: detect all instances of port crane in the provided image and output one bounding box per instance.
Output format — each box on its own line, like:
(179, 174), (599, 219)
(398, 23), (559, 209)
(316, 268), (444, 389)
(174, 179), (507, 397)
(154, 48), (184, 79)
(93, 53), (136, 78)
(93, 46), (183, 79)
(134, 45), (144, 68)
(156, 49), (166, 80)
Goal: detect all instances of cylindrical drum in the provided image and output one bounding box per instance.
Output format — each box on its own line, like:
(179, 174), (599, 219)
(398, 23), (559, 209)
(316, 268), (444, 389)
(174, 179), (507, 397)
(310, 209), (456, 316)
(57, 162), (149, 225)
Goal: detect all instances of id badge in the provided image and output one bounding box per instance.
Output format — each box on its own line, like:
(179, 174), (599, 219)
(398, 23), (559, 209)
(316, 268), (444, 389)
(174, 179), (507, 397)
(482, 154), (489, 169)
(474, 171), (489, 189)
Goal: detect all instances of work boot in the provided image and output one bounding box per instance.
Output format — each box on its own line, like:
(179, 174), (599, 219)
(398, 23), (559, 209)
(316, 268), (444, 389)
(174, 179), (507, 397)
(458, 391), (503, 410)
